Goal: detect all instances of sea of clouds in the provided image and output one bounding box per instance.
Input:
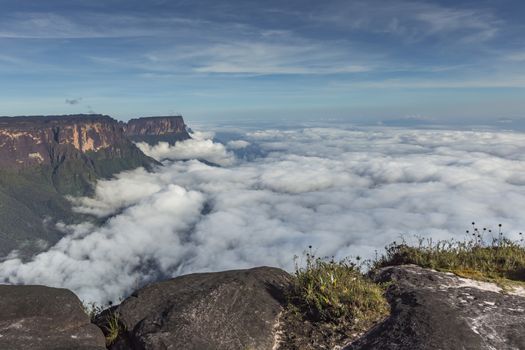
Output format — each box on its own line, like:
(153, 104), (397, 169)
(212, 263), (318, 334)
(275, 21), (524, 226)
(2, 125), (525, 304)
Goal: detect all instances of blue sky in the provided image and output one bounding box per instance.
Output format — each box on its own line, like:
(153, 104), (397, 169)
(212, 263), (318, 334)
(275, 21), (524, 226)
(0, 0), (524, 124)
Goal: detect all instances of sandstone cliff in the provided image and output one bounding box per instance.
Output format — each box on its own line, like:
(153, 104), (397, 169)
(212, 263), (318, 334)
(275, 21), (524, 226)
(0, 114), (154, 173)
(0, 114), (159, 257)
(124, 116), (190, 145)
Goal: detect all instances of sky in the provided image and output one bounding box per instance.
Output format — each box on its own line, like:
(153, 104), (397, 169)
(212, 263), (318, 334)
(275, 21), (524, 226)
(0, 0), (524, 124)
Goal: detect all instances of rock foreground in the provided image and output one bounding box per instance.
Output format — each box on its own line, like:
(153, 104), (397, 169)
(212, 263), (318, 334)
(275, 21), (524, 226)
(346, 265), (525, 350)
(98, 267), (292, 350)
(2, 265), (525, 349)
(0, 285), (106, 350)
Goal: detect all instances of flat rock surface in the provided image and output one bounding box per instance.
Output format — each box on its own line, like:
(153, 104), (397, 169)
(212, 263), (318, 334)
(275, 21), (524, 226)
(346, 265), (525, 350)
(107, 266), (292, 350)
(0, 285), (106, 350)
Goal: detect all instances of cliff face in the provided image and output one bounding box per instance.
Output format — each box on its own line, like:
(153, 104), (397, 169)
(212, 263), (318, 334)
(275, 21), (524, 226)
(0, 115), (139, 169)
(0, 114), (192, 258)
(124, 116), (191, 144)
(0, 114), (159, 258)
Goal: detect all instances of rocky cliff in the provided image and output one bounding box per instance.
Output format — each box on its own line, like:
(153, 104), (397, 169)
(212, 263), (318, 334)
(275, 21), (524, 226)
(124, 116), (191, 144)
(0, 114), (160, 257)
(0, 115), (133, 169)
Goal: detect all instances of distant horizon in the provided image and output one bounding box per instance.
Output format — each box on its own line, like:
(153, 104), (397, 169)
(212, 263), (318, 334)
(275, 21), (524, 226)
(1, 112), (525, 132)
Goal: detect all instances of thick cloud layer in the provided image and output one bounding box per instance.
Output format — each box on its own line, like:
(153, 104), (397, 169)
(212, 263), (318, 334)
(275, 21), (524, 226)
(2, 127), (525, 304)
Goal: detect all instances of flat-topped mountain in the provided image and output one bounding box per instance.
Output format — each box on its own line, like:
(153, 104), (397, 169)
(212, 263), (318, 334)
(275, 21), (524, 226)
(0, 114), (156, 193)
(124, 116), (190, 144)
(0, 114), (190, 258)
(0, 115), (152, 171)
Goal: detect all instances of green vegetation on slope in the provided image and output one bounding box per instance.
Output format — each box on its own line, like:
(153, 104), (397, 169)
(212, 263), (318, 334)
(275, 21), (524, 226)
(0, 167), (74, 256)
(0, 143), (157, 258)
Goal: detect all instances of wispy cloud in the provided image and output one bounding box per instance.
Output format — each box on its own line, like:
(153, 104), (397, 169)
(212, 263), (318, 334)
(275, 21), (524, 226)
(90, 38), (376, 76)
(186, 42), (371, 75)
(0, 54), (23, 64)
(331, 74), (525, 89)
(316, 0), (500, 44)
(0, 12), (205, 39)
(0, 0), (522, 119)
(505, 52), (525, 62)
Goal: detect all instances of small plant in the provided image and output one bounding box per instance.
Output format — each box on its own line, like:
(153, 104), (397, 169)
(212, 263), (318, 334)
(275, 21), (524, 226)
(103, 310), (124, 346)
(283, 247), (389, 348)
(375, 223), (525, 284)
(83, 301), (126, 346)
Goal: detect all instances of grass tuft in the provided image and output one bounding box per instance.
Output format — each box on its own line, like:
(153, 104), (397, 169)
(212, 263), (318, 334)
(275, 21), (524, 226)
(374, 223), (525, 285)
(83, 301), (125, 346)
(103, 310), (124, 346)
(282, 249), (389, 348)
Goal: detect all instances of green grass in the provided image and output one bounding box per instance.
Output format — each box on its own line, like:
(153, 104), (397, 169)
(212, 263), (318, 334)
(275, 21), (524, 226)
(103, 310), (124, 346)
(374, 223), (525, 286)
(83, 302), (125, 346)
(283, 224), (525, 348)
(282, 249), (389, 348)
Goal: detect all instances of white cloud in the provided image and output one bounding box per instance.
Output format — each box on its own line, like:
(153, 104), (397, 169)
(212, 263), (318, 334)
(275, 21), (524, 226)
(0, 12), (204, 39)
(136, 134), (235, 166)
(2, 127), (525, 304)
(318, 0), (500, 44)
(144, 41), (372, 76)
(227, 140), (250, 149)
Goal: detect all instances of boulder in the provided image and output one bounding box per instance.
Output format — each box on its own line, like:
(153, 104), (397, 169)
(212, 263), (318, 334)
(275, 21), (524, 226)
(0, 285), (106, 350)
(346, 265), (525, 350)
(105, 266), (292, 350)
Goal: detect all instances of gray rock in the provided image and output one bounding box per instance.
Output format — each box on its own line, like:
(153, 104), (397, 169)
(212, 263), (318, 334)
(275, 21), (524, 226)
(0, 285), (106, 350)
(346, 265), (525, 350)
(106, 266), (292, 350)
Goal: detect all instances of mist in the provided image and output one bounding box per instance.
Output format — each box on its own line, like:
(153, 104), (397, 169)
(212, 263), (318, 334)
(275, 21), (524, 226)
(2, 126), (525, 304)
